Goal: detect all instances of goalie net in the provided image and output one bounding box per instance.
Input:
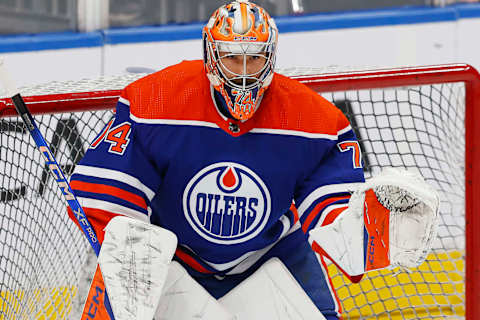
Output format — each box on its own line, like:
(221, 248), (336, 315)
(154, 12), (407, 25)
(0, 64), (479, 320)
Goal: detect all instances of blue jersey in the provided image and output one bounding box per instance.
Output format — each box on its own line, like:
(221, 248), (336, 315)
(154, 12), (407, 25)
(70, 60), (365, 276)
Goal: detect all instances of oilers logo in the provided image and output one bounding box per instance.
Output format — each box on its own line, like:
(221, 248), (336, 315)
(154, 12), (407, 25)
(183, 162), (271, 244)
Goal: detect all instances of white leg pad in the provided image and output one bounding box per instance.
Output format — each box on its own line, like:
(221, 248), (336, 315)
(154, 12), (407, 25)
(98, 216), (178, 320)
(154, 261), (235, 320)
(219, 258), (326, 320)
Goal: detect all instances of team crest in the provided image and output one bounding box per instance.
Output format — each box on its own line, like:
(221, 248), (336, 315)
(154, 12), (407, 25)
(183, 162), (271, 244)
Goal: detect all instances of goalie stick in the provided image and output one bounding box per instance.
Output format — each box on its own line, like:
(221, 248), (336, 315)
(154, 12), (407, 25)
(0, 58), (115, 318)
(0, 58), (102, 255)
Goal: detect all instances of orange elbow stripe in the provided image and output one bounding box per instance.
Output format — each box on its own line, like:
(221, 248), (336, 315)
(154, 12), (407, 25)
(71, 180), (147, 210)
(175, 248), (215, 274)
(67, 206), (120, 244)
(290, 202), (299, 224)
(302, 195), (350, 233)
(321, 206), (348, 227)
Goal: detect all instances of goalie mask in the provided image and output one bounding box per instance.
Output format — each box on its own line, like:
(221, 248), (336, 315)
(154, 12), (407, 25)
(203, 0), (278, 121)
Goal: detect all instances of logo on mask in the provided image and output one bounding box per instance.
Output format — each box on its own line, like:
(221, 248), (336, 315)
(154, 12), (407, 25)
(233, 36), (258, 41)
(183, 162), (271, 244)
(230, 89), (256, 120)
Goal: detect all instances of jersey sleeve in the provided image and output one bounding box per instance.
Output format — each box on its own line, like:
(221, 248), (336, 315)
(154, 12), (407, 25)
(295, 114), (365, 236)
(67, 90), (161, 243)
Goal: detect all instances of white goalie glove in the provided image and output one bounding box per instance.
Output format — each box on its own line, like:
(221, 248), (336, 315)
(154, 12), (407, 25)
(309, 168), (440, 276)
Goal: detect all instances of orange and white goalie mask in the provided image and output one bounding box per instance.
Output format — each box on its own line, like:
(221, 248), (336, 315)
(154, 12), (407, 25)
(203, 0), (278, 121)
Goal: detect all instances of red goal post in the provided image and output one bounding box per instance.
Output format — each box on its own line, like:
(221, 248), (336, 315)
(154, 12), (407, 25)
(0, 63), (479, 319)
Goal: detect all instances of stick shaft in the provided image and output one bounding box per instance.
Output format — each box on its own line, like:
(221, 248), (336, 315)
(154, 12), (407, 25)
(0, 58), (115, 319)
(0, 58), (101, 255)
(12, 93), (101, 255)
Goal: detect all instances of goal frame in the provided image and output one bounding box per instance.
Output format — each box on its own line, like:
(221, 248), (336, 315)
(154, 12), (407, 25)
(1, 63), (479, 319)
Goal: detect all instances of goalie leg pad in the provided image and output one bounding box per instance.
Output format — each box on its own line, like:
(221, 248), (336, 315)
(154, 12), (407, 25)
(154, 261), (235, 320)
(219, 257), (327, 320)
(98, 216), (178, 320)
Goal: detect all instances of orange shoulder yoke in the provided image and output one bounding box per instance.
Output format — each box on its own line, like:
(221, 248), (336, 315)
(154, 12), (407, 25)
(255, 73), (350, 135)
(123, 60), (212, 120)
(120, 61), (351, 137)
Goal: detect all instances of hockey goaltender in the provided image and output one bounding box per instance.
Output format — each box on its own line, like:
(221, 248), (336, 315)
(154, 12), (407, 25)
(66, 1), (440, 319)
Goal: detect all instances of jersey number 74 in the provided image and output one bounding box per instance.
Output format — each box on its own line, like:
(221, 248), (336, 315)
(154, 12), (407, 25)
(90, 120), (132, 155)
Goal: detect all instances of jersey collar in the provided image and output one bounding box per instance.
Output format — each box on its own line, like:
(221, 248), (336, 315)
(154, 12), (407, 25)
(209, 85), (264, 137)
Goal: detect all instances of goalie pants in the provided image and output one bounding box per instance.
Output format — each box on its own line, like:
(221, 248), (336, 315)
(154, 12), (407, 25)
(177, 229), (341, 320)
